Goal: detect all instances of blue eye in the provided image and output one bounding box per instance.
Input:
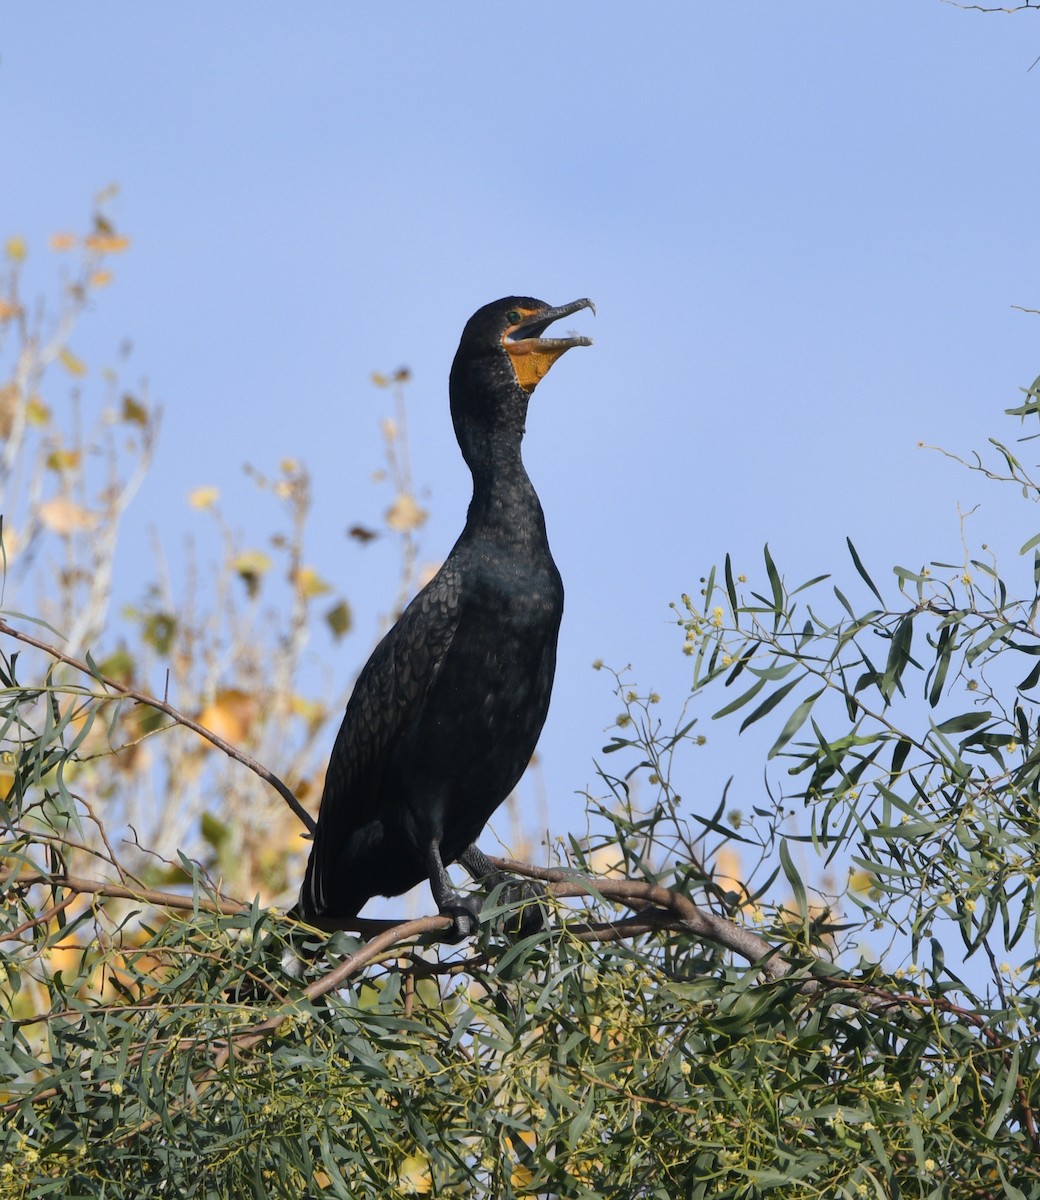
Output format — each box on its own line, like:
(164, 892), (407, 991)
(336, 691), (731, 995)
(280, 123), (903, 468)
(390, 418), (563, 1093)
(506, 309), (522, 324)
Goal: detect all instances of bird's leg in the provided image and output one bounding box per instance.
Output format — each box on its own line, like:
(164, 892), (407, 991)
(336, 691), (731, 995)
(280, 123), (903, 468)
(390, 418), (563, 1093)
(459, 844), (547, 937)
(458, 844), (508, 888)
(427, 841), (482, 941)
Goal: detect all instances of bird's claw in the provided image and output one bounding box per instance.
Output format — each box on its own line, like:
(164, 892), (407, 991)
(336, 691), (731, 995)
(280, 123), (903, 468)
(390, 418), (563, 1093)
(498, 879), (548, 939)
(440, 894), (483, 942)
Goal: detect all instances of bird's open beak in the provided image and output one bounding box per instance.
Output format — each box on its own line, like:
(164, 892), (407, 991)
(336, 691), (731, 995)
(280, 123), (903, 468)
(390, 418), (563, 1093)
(505, 298), (595, 392)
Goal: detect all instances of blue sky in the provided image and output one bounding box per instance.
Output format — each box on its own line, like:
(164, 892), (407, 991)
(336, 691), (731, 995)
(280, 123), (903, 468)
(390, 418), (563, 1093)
(4, 4), (1040, 901)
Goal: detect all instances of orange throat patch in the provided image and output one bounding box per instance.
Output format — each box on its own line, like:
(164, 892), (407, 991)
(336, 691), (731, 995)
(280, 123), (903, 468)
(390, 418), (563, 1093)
(505, 340), (572, 393)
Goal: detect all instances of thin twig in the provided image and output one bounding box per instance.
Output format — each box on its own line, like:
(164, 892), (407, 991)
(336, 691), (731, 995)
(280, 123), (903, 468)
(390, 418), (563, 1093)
(2, 870), (251, 918)
(0, 616), (315, 833)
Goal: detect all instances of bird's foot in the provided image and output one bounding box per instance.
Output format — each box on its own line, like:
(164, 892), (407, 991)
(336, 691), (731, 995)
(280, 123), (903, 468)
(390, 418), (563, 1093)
(495, 878), (548, 939)
(439, 892), (483, 942)
(457, 846), (549, 940)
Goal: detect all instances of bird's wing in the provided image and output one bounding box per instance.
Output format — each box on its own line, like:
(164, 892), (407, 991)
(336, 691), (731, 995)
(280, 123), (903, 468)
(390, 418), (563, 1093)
(301, 562), (463, 915)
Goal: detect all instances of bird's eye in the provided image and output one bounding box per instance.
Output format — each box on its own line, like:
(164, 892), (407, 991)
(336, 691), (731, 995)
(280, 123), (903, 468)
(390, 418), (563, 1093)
(506, 309), (522, 324)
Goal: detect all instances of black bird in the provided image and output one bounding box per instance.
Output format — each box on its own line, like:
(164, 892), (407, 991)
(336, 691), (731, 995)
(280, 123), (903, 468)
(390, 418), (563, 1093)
(298, 296), (594, 937)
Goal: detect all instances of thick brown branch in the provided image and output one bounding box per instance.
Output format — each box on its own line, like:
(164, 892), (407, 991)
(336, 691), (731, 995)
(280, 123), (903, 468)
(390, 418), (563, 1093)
(485, 855), (791, 980)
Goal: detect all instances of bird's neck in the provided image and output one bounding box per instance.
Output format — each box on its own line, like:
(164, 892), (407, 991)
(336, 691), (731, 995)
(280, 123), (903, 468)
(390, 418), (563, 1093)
(464, 442), (548, 545)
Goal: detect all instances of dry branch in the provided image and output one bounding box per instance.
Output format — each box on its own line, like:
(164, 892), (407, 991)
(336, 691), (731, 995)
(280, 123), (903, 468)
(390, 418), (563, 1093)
(0, 616), (315, 833)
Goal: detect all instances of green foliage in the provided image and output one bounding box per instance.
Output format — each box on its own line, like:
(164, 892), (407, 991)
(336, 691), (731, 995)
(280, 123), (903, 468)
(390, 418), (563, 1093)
(5, 549), (1040, 1196)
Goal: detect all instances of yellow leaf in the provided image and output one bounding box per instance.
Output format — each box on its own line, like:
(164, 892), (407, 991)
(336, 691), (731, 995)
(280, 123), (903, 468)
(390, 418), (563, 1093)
(0, 383), (17, 438)
(0, 759), (14, 801)
(370, 371), (390, 388)
(59, 347), (87, 377)
(46, 448), (81, 472)
(381, 416), (398, 440)
(289, 695), (326, 728)
(198, 689), (259, 745)
(234, 550), (272, 598)
(511, 1165), (534, 1191)
(121, 393), (148, 424)
(5, 236), (26, 262)
(385, 492), (428, 533)
(234, 549), (271, 576)
(38, 497), (96, 534)
(849, 870), (875, 895)
(0, 299), (20, 322)
(715, 847), (749, 904)
(89, 269), (114, 288)
(84, 233), (131, 254)
(49, 232), (76, 252)
(280, 458), (299, 474)
(396, 1153), (432, 1195)
(587, 845), (625, 879)
(26, 395), (50, 426)
(325, 599), (353, 640)
(188, 485), (220, 510)
(294, 565), (332, 599)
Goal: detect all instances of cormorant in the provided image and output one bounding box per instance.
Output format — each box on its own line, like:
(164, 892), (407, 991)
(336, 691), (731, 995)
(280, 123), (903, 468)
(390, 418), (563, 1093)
(298, 296), (594, 937)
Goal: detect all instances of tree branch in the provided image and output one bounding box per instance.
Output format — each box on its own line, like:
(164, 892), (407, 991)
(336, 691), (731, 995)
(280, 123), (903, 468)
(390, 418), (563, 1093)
(485, 854), (791, 979)
(0, 616), (316, 834)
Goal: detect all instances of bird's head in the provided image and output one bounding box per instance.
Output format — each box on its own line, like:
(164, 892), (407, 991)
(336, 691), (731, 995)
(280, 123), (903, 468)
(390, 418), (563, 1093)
(449, 296), (595, 461)
(453, 295), (595, 391)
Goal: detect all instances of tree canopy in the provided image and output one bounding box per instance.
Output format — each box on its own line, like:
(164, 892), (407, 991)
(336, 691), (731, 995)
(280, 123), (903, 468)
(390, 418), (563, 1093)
(2, 211), (1040, 1200)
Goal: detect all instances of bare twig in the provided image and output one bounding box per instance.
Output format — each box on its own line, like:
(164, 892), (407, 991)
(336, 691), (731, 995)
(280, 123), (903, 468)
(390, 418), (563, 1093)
(2, 869), (251, 919)
(0, 616), (315, 834)
(941, 0), (1038, 10)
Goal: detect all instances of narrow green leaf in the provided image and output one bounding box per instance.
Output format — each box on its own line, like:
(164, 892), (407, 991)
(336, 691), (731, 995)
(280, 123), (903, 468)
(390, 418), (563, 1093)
(747, 661), (799, 683)
(847, 537), (884, 604)
(927, 623), (954, 708)
(934, 710), (992, 734)
(768, 687), (825, 759)
(880, 613), (914, 701)
(763, 543), (783, 615)
(984, 1047), (1021, 1140)
(890, 738), (912, 775)
(702, 563), (717, 614)
(84, 649), (107, 685)
(724, 553), (737, 609)
(964, 621), (1014, 666)
(779, 839), (807, 920)
(833, 586), (856, 620)
(712, 674), (767, 720)
(724, 641), (760, 686)
(739, 673), (804, 734)
(790, 572), (830, 597)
